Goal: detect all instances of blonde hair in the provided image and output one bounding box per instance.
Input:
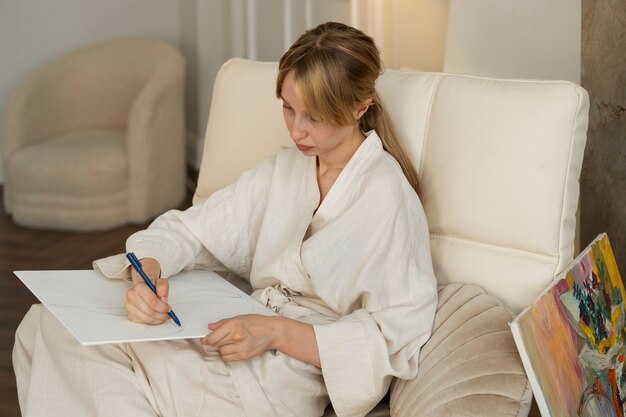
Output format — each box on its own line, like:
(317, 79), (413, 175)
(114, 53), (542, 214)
(276, 22), (420, 196)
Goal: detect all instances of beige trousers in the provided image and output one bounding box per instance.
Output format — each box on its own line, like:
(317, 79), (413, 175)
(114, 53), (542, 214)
(13, 305), (247, 417)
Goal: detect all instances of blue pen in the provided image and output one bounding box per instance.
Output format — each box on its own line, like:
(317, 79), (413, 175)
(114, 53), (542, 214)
(126, 252), (182, 327)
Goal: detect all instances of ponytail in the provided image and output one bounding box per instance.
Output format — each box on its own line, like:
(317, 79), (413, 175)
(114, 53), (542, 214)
(360, 92), (421, 197)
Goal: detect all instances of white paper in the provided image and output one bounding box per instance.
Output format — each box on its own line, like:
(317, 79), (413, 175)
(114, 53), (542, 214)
(14, 269), (274, 346)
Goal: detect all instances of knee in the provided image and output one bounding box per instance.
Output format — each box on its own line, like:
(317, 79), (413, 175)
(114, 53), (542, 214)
(13, 304), (44, 371)
(14, 305), (44, 350)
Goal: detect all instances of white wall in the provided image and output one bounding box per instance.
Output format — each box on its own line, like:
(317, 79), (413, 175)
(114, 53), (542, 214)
(352, 0), (450, 72)
(0, 0), (583, 182)
(390, 0), (450, 72)
(444, 0), (581, 83)
(195, 0), (231, 167)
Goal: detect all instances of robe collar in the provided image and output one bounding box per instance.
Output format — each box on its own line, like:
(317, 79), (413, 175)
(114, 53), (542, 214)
(307, 130), (384, 224)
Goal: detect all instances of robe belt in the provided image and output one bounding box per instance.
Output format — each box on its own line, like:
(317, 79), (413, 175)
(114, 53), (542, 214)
(257, 283), (302, 313)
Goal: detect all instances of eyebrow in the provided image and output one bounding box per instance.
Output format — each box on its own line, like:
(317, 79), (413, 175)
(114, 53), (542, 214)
(280, 96), (291, 107)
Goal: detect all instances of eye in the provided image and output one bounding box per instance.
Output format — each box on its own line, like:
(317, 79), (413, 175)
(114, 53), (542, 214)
(282, 103), (294, 112)
(305, 114), (318, 124)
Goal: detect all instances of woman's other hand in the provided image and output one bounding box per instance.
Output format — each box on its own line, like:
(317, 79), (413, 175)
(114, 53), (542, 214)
(125, 257), (171, 324)
(201, 315), (278, 362)
(201, 315), (321, 367)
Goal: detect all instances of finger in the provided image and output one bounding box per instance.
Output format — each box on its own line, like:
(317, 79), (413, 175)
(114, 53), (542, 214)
(204, 319), (229, 344)
(204, 325), (234, 347)
(201, 333), (226, 345)
(208, 319), (226, 331)
(126, 301), (169, 324)
(156, 279), (169, 303)
(126, 287), (169, 324)
(218, 343), (242, 357)
(125, 287), (153, 317)
(130, 268), (140, 283)
(128, 307), (168, 325)
(201, 330), (230, 346)
(219, 351), (245, 363)
(218, 342), (241, 362)
(205, 329), (232, 347)
(136, 284), (171, 314)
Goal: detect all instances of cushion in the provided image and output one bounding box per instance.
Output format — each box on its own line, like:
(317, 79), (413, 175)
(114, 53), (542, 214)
(8, 129), (128, 195)
(390, 283), (532, 417)
(7, 129), (128, 230)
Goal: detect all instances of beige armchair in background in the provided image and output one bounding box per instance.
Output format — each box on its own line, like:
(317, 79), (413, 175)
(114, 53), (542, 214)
(1, 38), (186, 231)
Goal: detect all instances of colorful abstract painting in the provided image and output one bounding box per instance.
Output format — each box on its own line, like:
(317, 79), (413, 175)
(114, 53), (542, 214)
(511, 233), (625, 417)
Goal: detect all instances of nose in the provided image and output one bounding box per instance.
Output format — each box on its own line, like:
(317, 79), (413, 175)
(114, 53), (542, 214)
(289, 117), (307, 141)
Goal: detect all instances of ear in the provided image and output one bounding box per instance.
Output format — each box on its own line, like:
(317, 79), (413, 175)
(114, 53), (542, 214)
(354, 98), (373, 120)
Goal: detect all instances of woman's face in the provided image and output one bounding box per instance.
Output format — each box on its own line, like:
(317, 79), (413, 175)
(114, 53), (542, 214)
(280, 70), (361, 162)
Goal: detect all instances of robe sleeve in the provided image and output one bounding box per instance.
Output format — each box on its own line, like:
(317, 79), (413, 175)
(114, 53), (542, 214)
(308, 171), (438, 417)
(93, 155), (276, 280)
(313, 290), (436, 417)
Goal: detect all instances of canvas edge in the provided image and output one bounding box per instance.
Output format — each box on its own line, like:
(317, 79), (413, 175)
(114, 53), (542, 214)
(509, 321), (552, 417)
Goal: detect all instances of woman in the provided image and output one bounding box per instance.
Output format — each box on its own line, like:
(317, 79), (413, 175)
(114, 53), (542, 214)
(14, 22), (437, 417)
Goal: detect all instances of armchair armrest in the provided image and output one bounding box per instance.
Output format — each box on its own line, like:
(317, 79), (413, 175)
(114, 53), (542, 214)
(126, 44), (186, 221)
(0, 61), (71, 166)
(1, 66), (61, 213)
(390, 283), (532, 417)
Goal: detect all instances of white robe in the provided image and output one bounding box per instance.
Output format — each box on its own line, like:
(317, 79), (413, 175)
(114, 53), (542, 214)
(15, 131), (437, 417)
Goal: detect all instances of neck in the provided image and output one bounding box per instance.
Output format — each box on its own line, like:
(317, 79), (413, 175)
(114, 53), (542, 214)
(317, 128), (365, 173)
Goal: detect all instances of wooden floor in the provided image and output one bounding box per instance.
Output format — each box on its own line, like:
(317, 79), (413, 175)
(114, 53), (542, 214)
(0, 185), (193, 417)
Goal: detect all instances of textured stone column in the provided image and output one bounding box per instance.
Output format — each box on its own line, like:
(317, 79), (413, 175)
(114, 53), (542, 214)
(580, 0), (626, 269)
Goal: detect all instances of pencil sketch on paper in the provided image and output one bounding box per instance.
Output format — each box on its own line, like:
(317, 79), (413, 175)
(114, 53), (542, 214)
(14, 269), (274, 346)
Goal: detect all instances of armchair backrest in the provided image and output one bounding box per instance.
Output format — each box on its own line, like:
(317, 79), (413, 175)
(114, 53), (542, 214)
(3, 38), (183, 147)
(195, 58), (589, 312)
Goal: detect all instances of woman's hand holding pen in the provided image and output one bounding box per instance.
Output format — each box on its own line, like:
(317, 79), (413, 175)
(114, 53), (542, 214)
(125, 257), (172, 325)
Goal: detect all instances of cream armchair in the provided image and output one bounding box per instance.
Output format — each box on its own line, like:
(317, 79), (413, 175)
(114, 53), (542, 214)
(1, 38), (186, 231)
(195, 59), (589, 417)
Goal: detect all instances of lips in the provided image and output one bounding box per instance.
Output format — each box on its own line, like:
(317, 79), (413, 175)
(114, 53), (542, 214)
(296, 144), (312, 152)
